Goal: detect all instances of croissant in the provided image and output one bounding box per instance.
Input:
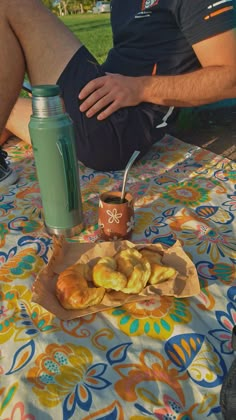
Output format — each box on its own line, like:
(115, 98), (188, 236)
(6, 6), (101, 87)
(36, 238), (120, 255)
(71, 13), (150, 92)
(115, 248), (151, 294)
(56, 263), (105, 309)
(92, 256), (127, 291)
(140, 249), (177, 285)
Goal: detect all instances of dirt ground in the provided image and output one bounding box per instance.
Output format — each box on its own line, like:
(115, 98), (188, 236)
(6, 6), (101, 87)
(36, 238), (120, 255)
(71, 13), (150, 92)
(168, 105), (236, 161)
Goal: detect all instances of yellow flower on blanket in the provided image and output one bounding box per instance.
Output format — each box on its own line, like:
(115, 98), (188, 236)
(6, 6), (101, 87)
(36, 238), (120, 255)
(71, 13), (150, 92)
(27, 343), (111, 413)
(27, 344), (92, 407)
(162, 181), (209, 206)
(108, 296), (191, 339)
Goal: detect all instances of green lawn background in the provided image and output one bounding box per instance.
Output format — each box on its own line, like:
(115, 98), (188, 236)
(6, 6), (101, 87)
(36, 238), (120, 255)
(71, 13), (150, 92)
(61, 14), (112, 64)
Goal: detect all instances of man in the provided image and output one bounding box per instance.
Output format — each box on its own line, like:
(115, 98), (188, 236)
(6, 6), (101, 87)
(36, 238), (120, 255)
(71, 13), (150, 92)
(0, 0), (235, 187)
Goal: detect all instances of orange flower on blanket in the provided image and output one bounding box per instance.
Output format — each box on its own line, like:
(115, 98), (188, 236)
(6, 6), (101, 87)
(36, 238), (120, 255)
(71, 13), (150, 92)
(167, 208), (202, 232)
(108, 296), (191, 339)
(114, 349), (188, 406)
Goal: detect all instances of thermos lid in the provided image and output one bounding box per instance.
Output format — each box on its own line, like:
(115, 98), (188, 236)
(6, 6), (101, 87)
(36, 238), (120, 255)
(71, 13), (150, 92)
(31, 84), (65, 117)
(31, 85), (61, 97)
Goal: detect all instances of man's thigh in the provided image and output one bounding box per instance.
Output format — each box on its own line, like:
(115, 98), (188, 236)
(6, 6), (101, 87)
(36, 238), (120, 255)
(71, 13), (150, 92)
(3, 0), (82, 85)
(57, 47), (160, 171)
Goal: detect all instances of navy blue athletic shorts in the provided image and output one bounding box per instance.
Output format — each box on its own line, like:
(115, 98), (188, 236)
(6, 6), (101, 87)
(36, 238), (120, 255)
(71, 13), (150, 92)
(57, 46), (175, 171)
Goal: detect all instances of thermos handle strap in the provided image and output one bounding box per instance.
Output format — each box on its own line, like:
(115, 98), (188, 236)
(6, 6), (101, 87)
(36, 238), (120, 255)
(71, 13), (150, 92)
(57, 138), (78, 211)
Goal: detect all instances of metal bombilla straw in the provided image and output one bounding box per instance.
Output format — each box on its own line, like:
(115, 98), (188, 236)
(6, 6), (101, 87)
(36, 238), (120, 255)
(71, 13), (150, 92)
(120, 150), (140, 202)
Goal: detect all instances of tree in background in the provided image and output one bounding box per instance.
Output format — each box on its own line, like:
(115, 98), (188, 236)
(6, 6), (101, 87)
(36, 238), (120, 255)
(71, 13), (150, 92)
(42, 0), (56, 10)
(41, 0), (98, 15)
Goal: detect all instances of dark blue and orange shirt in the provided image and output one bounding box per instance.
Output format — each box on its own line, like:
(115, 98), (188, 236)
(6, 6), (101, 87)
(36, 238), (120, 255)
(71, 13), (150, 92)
(102, 0), (235, 76)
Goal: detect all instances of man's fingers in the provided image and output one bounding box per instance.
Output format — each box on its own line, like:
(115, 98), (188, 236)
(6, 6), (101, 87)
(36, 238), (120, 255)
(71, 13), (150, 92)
(78, 73), (139, 120)
(97, 101), (120, 120)
(79, 77), (106, 100)
(79, 87), (107, 112)
(84, 95), (114, 118)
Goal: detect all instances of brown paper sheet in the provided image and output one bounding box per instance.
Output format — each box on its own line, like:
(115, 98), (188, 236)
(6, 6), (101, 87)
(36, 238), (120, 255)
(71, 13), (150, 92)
(32, 237), (200, 320)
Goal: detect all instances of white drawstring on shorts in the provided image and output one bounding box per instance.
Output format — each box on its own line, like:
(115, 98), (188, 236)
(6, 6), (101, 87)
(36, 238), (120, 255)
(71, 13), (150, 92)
(156, 106), (175, 128)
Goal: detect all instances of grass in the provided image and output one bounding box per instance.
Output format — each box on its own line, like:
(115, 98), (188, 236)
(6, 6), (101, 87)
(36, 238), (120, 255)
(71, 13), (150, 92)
(21, 14), (112, 97)
(61, 14), (112, 64)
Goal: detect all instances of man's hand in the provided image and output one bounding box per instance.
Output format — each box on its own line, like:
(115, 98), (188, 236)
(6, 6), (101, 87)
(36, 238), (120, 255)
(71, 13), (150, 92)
(78, 73), (144, 120)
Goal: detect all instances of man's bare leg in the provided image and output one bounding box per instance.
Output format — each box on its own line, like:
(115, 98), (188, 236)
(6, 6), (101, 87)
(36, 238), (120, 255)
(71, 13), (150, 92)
(1, 98), (33, 145)
(0, 129), (13, 146)
(0, 0), (82, 139)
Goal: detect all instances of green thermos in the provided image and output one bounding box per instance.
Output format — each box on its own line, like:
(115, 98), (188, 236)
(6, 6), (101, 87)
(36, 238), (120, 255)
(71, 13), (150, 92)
(28, 84), (83, 237)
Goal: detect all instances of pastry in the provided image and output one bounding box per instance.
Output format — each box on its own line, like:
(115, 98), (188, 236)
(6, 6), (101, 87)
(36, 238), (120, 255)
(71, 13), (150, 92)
(56, 263), (105, 309)
(115, 248), (151, 294)
(92, 256), (127, 291)
(140, 248), (177, 284)
(56, 246), (177, 309)
(140, 249), (162, 264)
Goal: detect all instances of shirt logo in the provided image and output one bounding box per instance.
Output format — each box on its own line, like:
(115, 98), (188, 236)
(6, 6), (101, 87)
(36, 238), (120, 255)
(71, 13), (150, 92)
(143, 0), (160, 9)
(135, 0), (160, 18)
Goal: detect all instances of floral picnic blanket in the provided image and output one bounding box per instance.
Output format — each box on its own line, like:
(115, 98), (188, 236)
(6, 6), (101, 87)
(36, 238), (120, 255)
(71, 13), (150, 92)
(0, 135), (235, 420)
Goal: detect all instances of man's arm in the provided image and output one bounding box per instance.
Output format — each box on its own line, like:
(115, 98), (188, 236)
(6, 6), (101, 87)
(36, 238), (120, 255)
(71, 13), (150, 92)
(142, 29), (236, 107)
(79, 29), (236, 120)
